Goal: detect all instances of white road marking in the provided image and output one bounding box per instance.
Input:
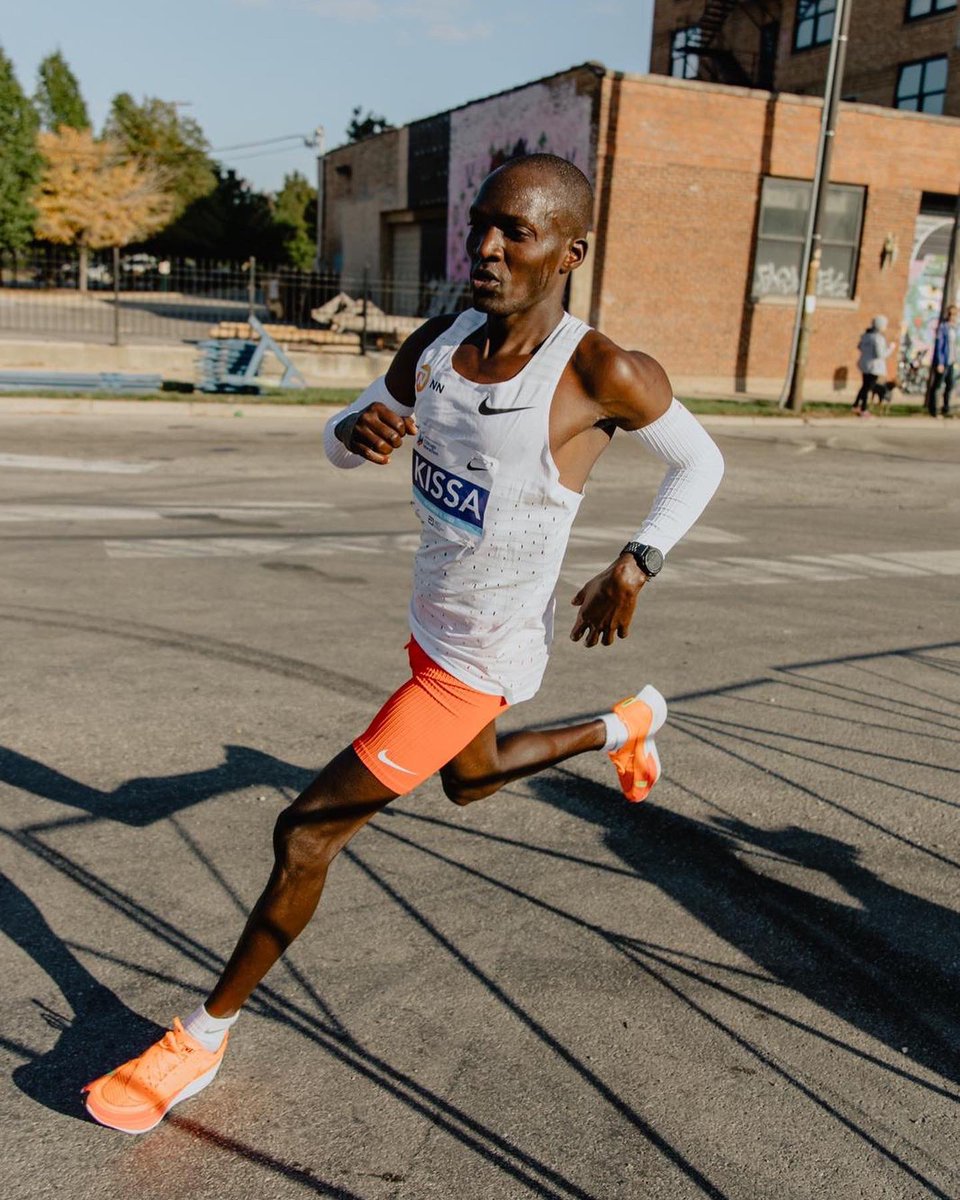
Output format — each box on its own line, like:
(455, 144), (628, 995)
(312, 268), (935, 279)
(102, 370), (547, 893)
(104, 535), (384, 559)
(0, 453), (159, 474)
(0, 501), (335, 523)
(567, 523), (744, 546)
(563, 549), (960, 587)
(101, 533), (960, 589)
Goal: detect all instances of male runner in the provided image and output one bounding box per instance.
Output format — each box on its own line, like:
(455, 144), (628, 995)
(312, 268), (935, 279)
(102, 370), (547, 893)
(84, 154), (724, 1133)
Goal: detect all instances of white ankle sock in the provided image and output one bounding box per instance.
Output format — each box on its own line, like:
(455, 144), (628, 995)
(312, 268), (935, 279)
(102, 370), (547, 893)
(600, 711), (629, 752)
(182, 1004), (239, 1051)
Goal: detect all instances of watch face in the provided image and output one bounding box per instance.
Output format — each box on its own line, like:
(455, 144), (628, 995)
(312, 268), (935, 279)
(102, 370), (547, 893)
(641, 546), (664, 576)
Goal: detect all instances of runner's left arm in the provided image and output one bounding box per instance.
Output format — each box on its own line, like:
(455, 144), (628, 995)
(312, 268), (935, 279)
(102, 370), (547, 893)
(570, 348), (724, 647)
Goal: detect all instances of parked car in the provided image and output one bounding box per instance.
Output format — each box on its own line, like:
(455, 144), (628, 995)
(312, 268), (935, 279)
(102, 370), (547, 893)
(120, 253), (158, 276)
(59, 261), (112, 287)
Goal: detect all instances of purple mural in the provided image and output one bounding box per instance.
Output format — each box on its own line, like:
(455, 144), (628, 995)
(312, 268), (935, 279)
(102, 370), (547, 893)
(446, 76), (596, 281)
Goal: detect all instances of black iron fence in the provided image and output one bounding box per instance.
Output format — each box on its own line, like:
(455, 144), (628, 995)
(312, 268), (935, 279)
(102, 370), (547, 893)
(0, 249), (468, 350)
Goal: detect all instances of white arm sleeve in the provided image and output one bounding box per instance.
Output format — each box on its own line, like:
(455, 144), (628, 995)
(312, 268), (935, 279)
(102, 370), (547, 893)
(627, 398), (724, 555)
(322, 375), (414, 469)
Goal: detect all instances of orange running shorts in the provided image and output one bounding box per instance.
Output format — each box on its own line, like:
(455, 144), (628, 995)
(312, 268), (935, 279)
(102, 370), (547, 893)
(353, 638), (508, 795)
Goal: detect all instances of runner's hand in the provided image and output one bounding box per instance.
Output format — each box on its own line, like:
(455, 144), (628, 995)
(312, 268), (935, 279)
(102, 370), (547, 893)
(570, 555), (646, 648)
(344, 403), (417, 464)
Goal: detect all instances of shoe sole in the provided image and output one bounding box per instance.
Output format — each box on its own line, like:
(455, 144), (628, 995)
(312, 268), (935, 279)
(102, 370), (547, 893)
(612, 685), (667, 803)
(84, 1060), (222, 1134)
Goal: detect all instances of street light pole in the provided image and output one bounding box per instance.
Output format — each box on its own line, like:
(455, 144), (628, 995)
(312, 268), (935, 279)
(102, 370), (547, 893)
(314, 125), (326, 272)
(783, 0), (853, 412)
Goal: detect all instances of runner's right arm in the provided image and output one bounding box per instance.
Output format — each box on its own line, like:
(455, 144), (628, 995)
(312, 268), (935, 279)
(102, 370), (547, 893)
(323, 315), (457, 468)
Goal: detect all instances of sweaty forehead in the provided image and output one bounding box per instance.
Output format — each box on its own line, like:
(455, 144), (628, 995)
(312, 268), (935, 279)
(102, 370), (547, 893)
(474, 168), (565, 227)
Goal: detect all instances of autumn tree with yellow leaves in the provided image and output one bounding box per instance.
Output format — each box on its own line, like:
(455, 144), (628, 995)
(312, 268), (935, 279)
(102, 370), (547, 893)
(34, 126), (174, 291)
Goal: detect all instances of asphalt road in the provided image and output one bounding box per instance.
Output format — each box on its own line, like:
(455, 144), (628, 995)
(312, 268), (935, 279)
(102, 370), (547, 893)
(2, 403), (959, 1200)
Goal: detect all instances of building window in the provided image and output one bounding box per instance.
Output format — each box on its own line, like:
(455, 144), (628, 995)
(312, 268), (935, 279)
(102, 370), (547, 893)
(896, 56), (948, 113)
(752, 177), (865, 299)
(905, 0), (956, 20)
(671, 26), (701, 79)
(794, 0), (836, 50)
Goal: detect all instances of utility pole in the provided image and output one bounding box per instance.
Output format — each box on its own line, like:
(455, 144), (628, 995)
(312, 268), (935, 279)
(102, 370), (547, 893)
(314, 125), (326, 272)
(783, 0), (852, 412)
(924, 186), (960, 415)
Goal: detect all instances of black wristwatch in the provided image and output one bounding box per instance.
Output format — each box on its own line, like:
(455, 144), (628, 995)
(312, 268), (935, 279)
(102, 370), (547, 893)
(621, 541), (664, 579)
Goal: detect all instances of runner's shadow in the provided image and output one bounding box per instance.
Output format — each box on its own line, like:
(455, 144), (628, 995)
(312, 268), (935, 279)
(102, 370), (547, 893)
(0, 743), (314, 826)
(2, 873), (166, 1120)
(528, 773), (960, 1089)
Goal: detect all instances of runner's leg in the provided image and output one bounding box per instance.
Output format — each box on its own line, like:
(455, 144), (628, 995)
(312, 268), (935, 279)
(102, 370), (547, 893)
(440, 716), (607, 804)
(205, 747), (397, 1017)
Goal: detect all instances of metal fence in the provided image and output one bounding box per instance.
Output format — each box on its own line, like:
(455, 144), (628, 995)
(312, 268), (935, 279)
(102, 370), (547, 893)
(0, 249), (469, 350)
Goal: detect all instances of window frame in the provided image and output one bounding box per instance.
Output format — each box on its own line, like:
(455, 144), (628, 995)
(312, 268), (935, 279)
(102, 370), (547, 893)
(670, 25), (702, 80)
(895, 54), (949, 114)
(904, 0), (956, 24)
(792, 0), (837, 52)
(751, 175), (866, 302)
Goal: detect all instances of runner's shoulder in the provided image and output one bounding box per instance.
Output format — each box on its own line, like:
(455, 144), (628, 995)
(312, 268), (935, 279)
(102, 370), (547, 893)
(571, 329), (672, 426)
(386, 314), (461, 406)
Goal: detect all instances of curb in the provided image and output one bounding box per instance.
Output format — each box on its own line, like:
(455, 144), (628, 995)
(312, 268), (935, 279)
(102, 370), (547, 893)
(0, 395), (951, 429)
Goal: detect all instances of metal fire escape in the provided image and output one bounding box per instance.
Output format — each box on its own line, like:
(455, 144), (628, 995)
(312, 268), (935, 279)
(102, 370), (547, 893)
(695, 0), (782, 90)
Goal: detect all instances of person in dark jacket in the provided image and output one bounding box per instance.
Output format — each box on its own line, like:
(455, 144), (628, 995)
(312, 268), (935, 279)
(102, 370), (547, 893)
(929, 304), (957, 418)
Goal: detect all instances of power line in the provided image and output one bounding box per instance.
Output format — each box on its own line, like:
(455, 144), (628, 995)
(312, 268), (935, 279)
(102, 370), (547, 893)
(210, 132), (319, 153)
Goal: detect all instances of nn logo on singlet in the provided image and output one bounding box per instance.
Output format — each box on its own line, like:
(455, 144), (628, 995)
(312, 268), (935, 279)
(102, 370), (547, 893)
(412, 450), (490, 534)
(415, 364), (444, 393)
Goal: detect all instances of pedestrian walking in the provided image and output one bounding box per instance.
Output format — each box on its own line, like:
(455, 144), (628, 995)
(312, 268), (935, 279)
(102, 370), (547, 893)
(854, 316), (892, 417)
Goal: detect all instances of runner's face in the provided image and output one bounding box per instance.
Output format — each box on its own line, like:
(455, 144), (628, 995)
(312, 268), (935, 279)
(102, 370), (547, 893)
(466, 170), (580, 315)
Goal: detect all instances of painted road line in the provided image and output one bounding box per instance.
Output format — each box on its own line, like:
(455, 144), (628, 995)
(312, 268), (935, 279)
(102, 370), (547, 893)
(567, 523), (744, 547)
(104, 536), (386, 559)
(0, 501), (336, 523)
(0, 452), (159, 474)
(562, 549), (960, 588)
(101, 537), (960, 584)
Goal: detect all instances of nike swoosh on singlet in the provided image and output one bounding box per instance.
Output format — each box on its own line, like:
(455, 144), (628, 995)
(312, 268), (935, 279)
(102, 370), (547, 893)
(377, 748), (416, 774)
(478, 396), (534, 416)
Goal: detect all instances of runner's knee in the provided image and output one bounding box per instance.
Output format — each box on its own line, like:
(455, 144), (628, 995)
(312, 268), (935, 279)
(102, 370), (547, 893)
(440, 763), (497, 806)
(273, 803), (339, 871)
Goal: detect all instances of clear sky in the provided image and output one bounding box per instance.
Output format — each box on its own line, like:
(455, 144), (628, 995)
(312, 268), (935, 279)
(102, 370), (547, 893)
(1, 0), (653, 194)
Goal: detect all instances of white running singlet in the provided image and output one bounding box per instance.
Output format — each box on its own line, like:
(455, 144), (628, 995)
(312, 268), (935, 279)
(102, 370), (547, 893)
(409, 308), (590, 704)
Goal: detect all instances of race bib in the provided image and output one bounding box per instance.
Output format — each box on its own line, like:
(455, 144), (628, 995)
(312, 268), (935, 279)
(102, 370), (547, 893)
(411, 431), (496, 547)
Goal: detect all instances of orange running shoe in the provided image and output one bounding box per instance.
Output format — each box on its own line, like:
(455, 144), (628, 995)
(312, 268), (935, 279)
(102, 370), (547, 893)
(608, 684), (668, 803)
(83, 1019), (227, 1134)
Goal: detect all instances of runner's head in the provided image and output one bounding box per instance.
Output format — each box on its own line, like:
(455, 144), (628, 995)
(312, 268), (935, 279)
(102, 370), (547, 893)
(467, 154), (592, 316)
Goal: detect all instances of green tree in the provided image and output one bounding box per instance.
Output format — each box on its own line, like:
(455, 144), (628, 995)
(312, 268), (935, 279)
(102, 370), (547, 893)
(151, 167), (287, 262)
(346, 106), (393, 142)
(274, 170), (317, 269)
(103, 93), (216, 220)
(35, 49), (89, 131)
(0, 46), (42, 255)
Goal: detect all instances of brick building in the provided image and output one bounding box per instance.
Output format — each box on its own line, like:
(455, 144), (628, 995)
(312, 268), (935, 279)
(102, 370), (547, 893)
(319, 63), (960, 396)
(650, 0), (960, 116)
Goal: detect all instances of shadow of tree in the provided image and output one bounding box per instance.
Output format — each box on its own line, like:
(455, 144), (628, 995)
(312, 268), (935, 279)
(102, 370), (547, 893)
(0, 743), (313, 826)
(526, 771), (960, 1094)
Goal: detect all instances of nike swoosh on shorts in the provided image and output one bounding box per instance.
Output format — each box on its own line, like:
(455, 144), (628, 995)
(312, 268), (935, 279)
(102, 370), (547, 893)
(377, 748), (415, 774)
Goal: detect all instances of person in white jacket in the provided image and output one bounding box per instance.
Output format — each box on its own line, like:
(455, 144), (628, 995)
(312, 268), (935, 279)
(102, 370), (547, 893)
(854, 315), (893, 416)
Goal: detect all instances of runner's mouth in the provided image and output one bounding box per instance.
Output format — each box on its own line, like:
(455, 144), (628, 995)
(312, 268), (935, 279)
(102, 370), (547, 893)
(471, 269), (500, 291)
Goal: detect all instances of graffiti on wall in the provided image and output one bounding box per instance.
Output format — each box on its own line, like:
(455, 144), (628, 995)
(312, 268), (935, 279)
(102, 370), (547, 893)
(753, 262), (850, 299)
(901, 214), (954, 363)
(446, 77), (594, 280)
